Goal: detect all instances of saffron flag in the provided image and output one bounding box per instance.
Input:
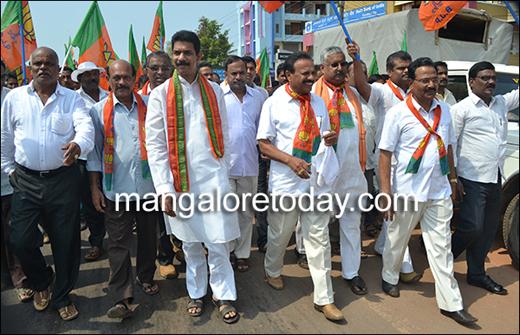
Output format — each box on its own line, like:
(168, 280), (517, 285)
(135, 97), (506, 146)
(1, 0), (37, 83)
(401, 30), (407, 52)
(64, 36), (76, 70)
(129, 25), (144, 90)
(147, 1), (165, 52)
(419, 1), (468, 31)
(256, 47), (270, 88)
(141, 36), (147, 72)
(72, 1), (118, 90)
(12, 65), (32, 86)
(259, 1), (286, 14)
(368, 51), (379, 77)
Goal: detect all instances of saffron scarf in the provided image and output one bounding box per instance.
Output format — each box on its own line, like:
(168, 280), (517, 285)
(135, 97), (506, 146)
(166, 69), (224, 193)
(285, 83), (321, 164)
(141, 81), (150, 95)
(386, 79), (405, 101)
(314, 77), (367, 172)
(103, 91), (150, 191)
(405, 96), (450, 175)
(323, 79), (355, 130)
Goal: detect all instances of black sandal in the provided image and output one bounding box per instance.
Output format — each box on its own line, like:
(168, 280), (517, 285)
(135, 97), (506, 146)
(212, 298), (239, 323)
(187, 298), (204, 317)
(136, 277), (160, 295)
(107, 301), (135, 319)
(346, 276), (368, 295)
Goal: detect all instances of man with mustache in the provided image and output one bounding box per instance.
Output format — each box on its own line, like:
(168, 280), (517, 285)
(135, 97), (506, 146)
(257, 51), (343, 322)
(72, 61), (109, 263)
(221, 56), (263, 272)
(378, 57), (477, 325)
(242, 56), (269, 102)
(312, 46), (368, 296)
(146, 30), (240, 323)
(347, 41), (421, 284)
(87, 59), (159, 319)
(450, 61), (518, 296)
(1, 47), (94, 321)
(433, 61), (457, 106)
(139, 51), (172, 95)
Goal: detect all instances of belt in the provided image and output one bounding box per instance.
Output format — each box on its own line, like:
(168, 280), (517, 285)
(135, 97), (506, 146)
(16, 163), (72, 179)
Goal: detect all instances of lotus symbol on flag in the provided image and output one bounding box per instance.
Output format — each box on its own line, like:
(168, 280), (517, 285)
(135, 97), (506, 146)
(299, 131), (310, 142)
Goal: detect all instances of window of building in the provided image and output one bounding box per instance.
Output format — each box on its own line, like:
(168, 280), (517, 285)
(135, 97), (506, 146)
(316, 4), (326, 15)
(276, 24), (279, 34)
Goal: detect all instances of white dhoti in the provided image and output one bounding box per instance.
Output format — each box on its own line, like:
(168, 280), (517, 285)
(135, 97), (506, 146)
(382, 197), (463, 311)
(228, 176), (257, 259)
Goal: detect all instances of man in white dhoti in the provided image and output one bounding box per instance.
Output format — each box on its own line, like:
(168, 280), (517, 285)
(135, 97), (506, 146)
(257, 51), (344, 322)
(145, 30), (240, 324)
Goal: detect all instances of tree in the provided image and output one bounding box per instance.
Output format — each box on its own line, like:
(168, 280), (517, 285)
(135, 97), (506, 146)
(165, 16), (235, 69)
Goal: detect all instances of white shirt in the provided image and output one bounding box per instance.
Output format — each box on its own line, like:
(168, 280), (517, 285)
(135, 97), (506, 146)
(77, 86), (109, 160)
(146, 75), (240, 244)
(252, 83), (269, 103)
(87, 94), (155, 201)
(257, 86), (331, 196)
(1, 81), (94, 176)
(363, 103), (377, 171)
(222, 84), (263, 177)
(379, 97), (456, 202)
(436, 88), (457, 107)
(1, 87), (12, 197)
(451, 89), (519, 183)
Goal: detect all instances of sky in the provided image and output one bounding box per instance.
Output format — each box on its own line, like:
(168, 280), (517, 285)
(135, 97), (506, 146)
(0, 1), (240, 66)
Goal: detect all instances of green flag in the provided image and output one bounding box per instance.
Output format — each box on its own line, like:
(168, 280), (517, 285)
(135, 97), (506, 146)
(368, 51), (379, 76)
(141, 36), (147, 72)
(256, 47), (270, 88)
(401, 30), (407, 52)
(64, 36), (76, 70)
(128, 25), (144, 86)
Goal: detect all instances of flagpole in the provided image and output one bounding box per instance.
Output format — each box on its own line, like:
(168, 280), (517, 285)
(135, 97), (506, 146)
(504, 1), (519, 25)
(20, 23), (27, 84)
(61, 45), (73, 75)
(329, 1), (360, 61)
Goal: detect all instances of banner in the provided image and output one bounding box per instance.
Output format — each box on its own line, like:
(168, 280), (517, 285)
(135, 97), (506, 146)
(419, 1), (468, 31)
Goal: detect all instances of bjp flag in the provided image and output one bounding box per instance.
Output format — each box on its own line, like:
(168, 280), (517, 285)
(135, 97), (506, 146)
(129, 25), (144, 90)
(1, 1), (37, 83)
(419, 1), (468, 31)
(259, 1), (286, 14)
(147, 1), (165, 52)
(72, 1), (118, 90)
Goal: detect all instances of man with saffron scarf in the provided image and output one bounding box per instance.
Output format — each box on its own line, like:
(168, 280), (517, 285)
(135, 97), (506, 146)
(312, 46), (368, 296)
(88, 60), (159, 319)
(257, 51), (343, 322)
(138, 51), (172, 96)
(378, 57), (477, 325)
(145, 30), (240, 324)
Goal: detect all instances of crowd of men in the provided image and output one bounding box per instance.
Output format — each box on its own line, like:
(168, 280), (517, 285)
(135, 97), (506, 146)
(1, 29), (518, 325)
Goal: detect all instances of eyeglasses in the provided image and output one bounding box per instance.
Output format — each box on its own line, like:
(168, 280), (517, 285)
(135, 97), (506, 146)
(415, 77), (439, 85)
(148, 66), (171, 73)
(476, 75), (498, 82)
(327, 61), (348, 69)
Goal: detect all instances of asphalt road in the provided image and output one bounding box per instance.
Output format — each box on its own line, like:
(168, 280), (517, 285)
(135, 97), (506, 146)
(1, 222), (518, 334)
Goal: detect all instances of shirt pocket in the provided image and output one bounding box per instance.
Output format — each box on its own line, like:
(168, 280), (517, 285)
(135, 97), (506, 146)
(51, 113), (72, 135)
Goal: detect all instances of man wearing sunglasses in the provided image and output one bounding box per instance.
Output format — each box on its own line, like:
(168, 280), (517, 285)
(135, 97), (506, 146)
(139, 51), (172, 96)
(450, 61), (519, 296)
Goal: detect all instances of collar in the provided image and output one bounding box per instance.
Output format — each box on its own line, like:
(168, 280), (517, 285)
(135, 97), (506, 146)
(469, 92), (495, 107)
(387, 80), (411, 95)
(28, 80), (62, 96)
(411, 94), (439, 114)
(223, 82), (254, 97)
(112, 92), (138, 113)
(178, 73), (199, 87)
(78, 86), (108, 98)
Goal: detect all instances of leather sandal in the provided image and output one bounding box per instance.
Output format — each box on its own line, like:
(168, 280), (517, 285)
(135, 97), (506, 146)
(34, 283), (52, 311)
(346, 276), (368, 295)
(187, 298), (204, 317)
(84, 246), (104, 262)
(59, 303), (79, 321)
(236, 259), (249, 272)
(136, 277), (160, 295)
(212, 298), (239, 323)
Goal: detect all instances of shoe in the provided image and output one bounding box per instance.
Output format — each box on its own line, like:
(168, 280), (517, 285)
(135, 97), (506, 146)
(84, 246), (104, 262)
(159, 264), (178, 279)
(80, 218), (87, 231)
(400, 271), (422, 283)
(382, 280), (399, 297)
(265, 271), (284, 290)
(440, 309), (478, 325)
(468, 276), (508, 295)
(314, 303), (344, 321)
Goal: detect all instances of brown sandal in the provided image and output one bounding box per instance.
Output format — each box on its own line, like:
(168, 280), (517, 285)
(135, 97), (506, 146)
(236, 259), (249, 272)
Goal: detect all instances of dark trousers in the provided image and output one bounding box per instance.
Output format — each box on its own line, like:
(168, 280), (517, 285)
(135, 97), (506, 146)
(9, 165), (80, 310)
(104, 199), (157, 305)
(452, 174), (502, 282)
(1, 194), (30, 289)
(156, 214), (182, 266)
(77, 159), (105, 247)
(255, 152), (270, 249)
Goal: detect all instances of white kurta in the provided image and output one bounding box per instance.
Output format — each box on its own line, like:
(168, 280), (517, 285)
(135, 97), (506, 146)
(145, 75), (240, 244)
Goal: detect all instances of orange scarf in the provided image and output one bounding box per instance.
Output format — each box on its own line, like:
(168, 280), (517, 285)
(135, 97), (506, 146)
(314, 77), (366, 172)
(166, 70), (224, 193)
(285, 83), (321, 164)
(386, 79), (405, 101)
(103, 91), (150, 191)
(141, 81), (150, 95)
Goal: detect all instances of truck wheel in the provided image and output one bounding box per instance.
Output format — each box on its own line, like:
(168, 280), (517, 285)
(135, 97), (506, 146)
(503, 194), (519, 269)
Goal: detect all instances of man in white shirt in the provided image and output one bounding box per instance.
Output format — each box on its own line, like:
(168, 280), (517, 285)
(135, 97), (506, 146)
(88, 60), (159, 319)
(312, 47), (368, 296)
(1, 47), (94, 321)
(72, 61), (110, 262)
(146, 30), (240, 323)
(222, 56), (263, 272)
(451, 61), (519, 296)
(138, 51), (172, 96)
(379, 57), (477, 325)
(242, 56), (269, 103)
(347, 41), (420, 283)
(257, 51), (343, 322)
(433, 61), (457, 106)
